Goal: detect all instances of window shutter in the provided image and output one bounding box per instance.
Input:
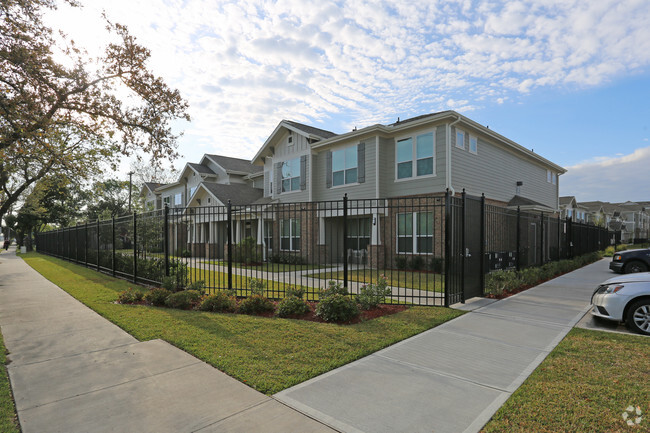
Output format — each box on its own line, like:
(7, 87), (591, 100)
(326, 151), (332, 188)
(300, 155), (307, 191)
(357, 142), (365, 183)
(274, 162), (281, 195)
(264, 172), (270, 197)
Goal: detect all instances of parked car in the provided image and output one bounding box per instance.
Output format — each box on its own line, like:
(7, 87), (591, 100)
(609, 248), (650, 273)
(591, 272), (650, 335)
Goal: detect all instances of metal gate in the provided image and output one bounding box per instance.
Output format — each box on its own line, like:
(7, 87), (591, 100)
(463, 194), (483, 300)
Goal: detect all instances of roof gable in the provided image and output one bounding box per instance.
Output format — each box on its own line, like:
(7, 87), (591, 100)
(252, 120), (337, 165)
(203, 154), (262, 175)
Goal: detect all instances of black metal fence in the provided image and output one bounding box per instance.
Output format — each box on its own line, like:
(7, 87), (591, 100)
(36, 191), (617, 306)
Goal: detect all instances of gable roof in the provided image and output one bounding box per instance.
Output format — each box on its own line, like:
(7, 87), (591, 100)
(187, 162), (216, 175)
(559, 196), (577, 207)
(283, 120), (337, 139)
(200, 182), (263, 206)
(252, 120), (338, 165)
(508, 195), (556, 212)
(204, 154), (262, 175)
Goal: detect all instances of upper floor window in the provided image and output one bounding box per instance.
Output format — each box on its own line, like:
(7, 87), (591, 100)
(174, 193), (182, 206)
(469, 135), (478, 154)
(456, 129), (465, 149)
(281, 158), (301, 192)
(189, 186), (197, 197)
(552, 173), (557, 185)
(332, 145), (358, 186)
(396, 131), (434, 180)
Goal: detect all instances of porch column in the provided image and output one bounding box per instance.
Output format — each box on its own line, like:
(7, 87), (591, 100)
(371, 211), (381, 245)
(318, 217), (325, 245)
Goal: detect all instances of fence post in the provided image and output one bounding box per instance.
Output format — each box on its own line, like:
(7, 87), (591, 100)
(557, 214), (561, 261)
(84, 223), (87, 267)
(444, 190), (450, 307)
(132, 212), (137, 283)
(112, 217), (116, 277)
(539, 211), (546, 265)
(227, 200), (232, 291)
(343, 194), (348, 289)
(480, 194), (485, 296)
(96, 220), (100, 271)
(566, 217), (572, 259)
(461, 189), (466, 303)
(516, 206), (521, 271)
(164, 205), (170, 277)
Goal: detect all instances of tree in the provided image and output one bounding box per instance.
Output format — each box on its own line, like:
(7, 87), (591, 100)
(0, 0), (190, 222)
(85, 179), (130, 220)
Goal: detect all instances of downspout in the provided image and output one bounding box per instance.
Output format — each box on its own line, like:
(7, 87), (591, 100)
(446, 114), (462, 196)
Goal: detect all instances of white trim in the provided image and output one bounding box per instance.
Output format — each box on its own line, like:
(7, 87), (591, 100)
(394, 128), (436, 181)
(455, 128), (466, 150)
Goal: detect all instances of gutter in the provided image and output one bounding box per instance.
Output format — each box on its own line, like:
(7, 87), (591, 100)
(446, 114), (462, 196)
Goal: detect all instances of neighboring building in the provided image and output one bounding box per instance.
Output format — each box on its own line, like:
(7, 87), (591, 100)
(142, 111), (567, 263)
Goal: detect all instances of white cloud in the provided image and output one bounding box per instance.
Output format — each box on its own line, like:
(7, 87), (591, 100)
(42, 0), (650, 164)
(560, 147), (650, 202)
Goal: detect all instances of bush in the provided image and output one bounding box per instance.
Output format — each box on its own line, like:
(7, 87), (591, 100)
(117, 288), (145, 304)
(199, 291), (237, 313)
(164, 290), (202, 309)
(238, 294), (275, 315)
(179, 249), (191, 258)
(316, 294), (360, 322)
(145, 288), (172, 306)
(395, 256), (408, 270)
(276, 296), (311, 318)
(357, 275), (391, 310)
(285, 286), (305, 299)
(429, 257), (444, 273)
(233, 236), (261, 264)
(269, 254), (306, 265)
(248, 278), (266, 296)
(186, 280), (206, 293)
(409, 256), (426, 271)
(161, 276), (176, 291)
(320, 280), (348, 298)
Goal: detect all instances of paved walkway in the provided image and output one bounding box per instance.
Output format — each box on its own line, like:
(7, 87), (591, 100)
(0, 248), (335, 433)
(275, 259), (613, 433)
(1, 248), (615, 433)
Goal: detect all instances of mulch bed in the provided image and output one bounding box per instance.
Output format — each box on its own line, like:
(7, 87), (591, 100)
(256, 301), (408, 325)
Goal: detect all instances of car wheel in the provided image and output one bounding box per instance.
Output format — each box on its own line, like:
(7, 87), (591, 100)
(626, 299), (650, 336)
(623, 260), (648, 273)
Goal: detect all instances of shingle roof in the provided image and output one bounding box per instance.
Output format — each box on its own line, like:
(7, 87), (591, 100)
(144, 182), (165, 192)
(508, 195), (553, 209)
(205, 155), (263, 174)
(559, 196), (576, 206)
(202, 182), (263, 205)
(388, 111), (449, 127)
(188, 162), (216, 175)
(284, 120), (338, 139)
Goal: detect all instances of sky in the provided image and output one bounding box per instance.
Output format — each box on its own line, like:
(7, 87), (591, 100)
(44, 0), (650, 203)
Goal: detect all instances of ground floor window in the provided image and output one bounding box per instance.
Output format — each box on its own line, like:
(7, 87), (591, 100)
(280, 218), (300, 251)
(397, 212), (433, 253)
(264, 220), (273, 249)
(347, 217), (371, 250)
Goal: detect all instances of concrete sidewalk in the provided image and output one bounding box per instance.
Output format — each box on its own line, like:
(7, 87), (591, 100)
(276, 259), (613, 433)
(0, 248), (335, 433)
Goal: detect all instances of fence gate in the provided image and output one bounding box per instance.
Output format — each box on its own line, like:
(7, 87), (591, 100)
(463, 194), (483, 300)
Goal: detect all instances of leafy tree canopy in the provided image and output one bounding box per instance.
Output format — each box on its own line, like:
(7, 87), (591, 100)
(0, 0), (190, 221)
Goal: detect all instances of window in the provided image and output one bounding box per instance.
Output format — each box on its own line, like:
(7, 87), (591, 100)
(189, 186), (197, 197)
(552, 173), (557, 185)
(280, 218), (300, 251)
(547, 170), (552, 183)
(347, 218), (370, 250)
(397, 212), (433, 254)
(174, 193), (182, 206)
(456, 129), (465, 149)
(396, 131), (434, 180)
(469, 135), (478, 154)
(281, 158), (301, 192)
(263, 221), (273, 250)
(332, 145), (358, 186)
(163, 196), (170, 206)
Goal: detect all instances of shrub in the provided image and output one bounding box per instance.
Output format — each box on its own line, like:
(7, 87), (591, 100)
(316, 294), (360, 322)
(199, 291), (237, 313)
(238, 294), (275, 315)
(357, 275), (391, 310)
(145, 288), (172, 306)
(161, 276), (176, 291)
(395, 256), (408, 270)
(164, 290), (202, 309)
(286, 286), (305, 299)
(117, 288), (145, 304)
(276, 296), (311, 318)
(428, 257), (444, 273)
(233, 236), (261, 264)
(186, 280), (206, 293)
(320, 280), (348, 298)
(269, 254), (306, 265)
(179, 249), (191, 258)
(248, 278), (266, 296)
(409, 256), (426, 271)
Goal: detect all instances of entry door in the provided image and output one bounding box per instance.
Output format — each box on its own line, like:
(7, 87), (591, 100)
(463, 196), (482, 299)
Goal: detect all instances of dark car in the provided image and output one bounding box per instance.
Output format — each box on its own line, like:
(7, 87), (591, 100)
(610, 248), (650, 273)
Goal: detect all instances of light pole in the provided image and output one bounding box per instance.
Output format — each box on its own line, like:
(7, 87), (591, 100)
(128, 171), (134, 213)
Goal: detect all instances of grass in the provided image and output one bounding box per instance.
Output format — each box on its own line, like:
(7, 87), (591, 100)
(0, 330), (20, 433)
(200, 260), (326, 272)
(309, 269), (445, 292)
(20, 252), (463, 395)
(481, 328), (650, 433)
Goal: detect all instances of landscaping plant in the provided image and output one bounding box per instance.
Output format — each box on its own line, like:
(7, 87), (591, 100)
(316, 294), (360, 322)
(199, 291), (237, 313)
(357, 275), (392, 310)
(164, 290), (202, 309)
(238, 294), (275, 315)
(276, 296), (311, 318)
(144, 288), (172, 306)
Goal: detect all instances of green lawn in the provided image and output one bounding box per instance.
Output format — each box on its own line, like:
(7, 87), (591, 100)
(20, 252), (463, 395)
(309, 269), (445, 292)
(482, 328), (649, 433)
(0, 330), (20, 433)
(200, 260), (326, 272)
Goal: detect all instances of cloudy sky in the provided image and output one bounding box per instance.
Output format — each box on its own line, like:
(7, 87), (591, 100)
(45, 0), (650, 202)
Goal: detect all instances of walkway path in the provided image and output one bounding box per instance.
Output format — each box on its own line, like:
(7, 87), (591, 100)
(275, 258), (613, 433)
(0, 248), (334, 433)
